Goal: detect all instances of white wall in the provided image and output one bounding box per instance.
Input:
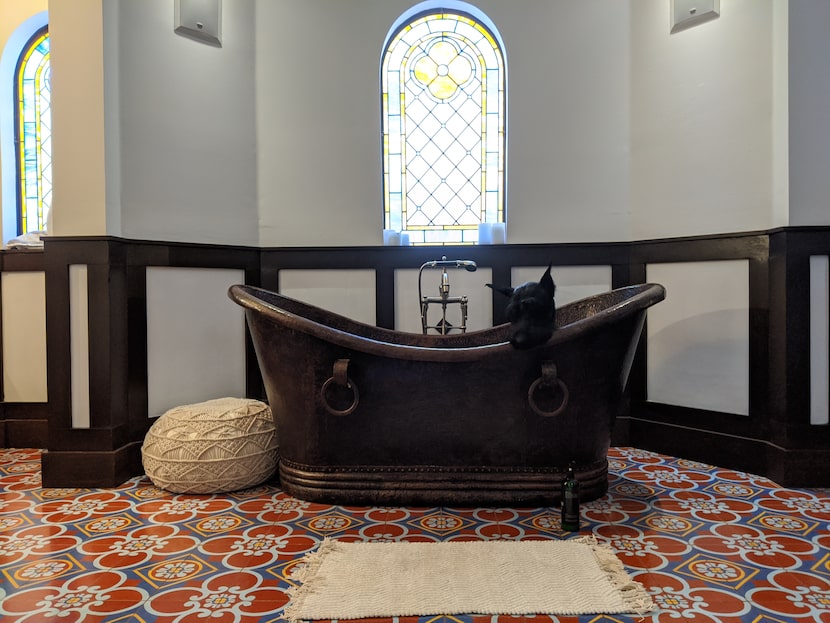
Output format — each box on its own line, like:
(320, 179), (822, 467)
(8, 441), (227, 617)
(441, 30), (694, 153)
(503, 0), (631, 245)
(255, 0), (632, 246)
(105, 0), (787, 247)
(788, 0), (830, 226)
(25, 0), (795, 247)
(630, 0), (787, 240)
(107, 0), (258, 245)
(48, 0), (108, 236)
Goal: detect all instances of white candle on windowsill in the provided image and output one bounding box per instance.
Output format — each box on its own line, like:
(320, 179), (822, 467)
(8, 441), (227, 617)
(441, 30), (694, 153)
(478, 222), (493, 244)
(400, 233), (410, 245)
(491, 222), (506, 244)
(383, 229), (401, 245)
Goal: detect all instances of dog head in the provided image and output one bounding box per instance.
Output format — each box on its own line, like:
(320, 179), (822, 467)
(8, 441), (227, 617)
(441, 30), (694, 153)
(487, 264), (556, 350)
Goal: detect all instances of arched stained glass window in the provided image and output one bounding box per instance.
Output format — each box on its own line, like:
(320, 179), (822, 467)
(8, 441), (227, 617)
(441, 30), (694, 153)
(382, 6), (505, 245)
(14, 27), (51, 234)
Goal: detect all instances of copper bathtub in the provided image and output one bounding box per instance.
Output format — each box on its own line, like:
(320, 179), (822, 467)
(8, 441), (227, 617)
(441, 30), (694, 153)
(229, 282), (665, 506)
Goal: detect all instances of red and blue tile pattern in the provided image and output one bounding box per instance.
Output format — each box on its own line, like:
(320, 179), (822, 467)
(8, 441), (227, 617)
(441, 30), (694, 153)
(0, 447), (828, 622)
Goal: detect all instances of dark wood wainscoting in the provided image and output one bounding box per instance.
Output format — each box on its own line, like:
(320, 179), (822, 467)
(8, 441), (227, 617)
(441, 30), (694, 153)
(1, 229), (828, 488)
(38, 238), (260, 487)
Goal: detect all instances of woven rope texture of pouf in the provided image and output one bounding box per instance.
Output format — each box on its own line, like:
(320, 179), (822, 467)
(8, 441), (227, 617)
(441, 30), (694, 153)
(141, 397), (278, 494)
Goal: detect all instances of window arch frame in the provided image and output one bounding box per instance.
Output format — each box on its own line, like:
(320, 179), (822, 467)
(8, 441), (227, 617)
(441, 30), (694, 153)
(381, 1), (507, 245)
(13, 24), (51, 236)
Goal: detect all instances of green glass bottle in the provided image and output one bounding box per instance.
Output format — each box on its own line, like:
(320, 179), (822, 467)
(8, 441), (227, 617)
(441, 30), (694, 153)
(560, 461), (580, 532)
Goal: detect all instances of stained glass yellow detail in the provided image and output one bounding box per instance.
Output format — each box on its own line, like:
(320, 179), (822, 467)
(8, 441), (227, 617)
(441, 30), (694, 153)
(412, 40), (474, 101)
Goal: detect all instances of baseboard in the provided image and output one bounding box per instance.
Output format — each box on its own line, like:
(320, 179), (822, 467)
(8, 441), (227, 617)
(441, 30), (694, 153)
(1, 419), (48, 448)
(41, 441), (144, 488)
(626, 415), (830, 487)
(0, 403), (49, 449)
(764, 447), (830, 488)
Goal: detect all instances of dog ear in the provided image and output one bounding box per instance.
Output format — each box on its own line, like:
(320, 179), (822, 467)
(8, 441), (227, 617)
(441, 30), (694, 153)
(540, 263), (555, 297)
(486, 283), (515, 297)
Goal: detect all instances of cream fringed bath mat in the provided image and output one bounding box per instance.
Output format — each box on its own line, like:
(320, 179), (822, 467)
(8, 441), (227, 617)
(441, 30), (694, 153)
(285, 537), (654, 622)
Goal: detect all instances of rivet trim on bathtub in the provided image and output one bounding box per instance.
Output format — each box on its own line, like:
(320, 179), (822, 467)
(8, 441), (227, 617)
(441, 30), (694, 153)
(279, 458), (606, 474)
(277, 458), (610, 506)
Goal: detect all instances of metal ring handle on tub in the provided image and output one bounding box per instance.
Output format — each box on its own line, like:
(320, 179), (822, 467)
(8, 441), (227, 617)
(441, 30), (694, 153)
(321, 358), (360, 417)
(527, 361), (569, 417)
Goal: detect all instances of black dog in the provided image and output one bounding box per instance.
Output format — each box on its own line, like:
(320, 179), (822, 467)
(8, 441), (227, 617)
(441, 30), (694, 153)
(487, 264), (556, 349)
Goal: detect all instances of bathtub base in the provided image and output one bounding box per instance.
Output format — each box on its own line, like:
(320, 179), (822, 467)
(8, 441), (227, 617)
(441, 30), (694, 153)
(278, 458), (609, 506)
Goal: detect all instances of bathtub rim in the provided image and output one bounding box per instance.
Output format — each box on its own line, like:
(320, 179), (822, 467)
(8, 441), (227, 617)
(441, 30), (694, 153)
(228, 283), (665, 361)
(228, 282), (665, 363)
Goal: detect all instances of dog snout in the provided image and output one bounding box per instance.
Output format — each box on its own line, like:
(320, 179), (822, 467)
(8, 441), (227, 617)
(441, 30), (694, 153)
(509, 332), (534, 350)
(508, 323), (553, 350)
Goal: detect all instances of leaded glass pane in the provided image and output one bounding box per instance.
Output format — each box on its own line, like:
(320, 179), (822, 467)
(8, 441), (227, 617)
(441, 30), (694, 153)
(15, 28), (51, 235)
(382, 12), (505, 245)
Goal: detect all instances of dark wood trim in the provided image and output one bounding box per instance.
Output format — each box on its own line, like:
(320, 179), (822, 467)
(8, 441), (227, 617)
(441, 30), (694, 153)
(0, 248), (46, 271)
(0, 402), (48, 420)
(634, 402), (762, 438)
(0, 267), (3, 405)
(770, 229), (830, 448)
(375, 267), (395, 329)
(126, 265), (150, 438)
(1, 419), (48, 449)
(624, 414), (777, 477)
(39, 238), (263, 486)
(624, 412), (830, 488)
(40, 441), (144, 489)
(629, 232), (770, 265)
(0, 403), (48, 448)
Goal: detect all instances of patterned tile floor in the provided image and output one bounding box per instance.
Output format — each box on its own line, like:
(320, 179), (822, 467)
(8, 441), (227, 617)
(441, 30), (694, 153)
(0, 447), (828, 623)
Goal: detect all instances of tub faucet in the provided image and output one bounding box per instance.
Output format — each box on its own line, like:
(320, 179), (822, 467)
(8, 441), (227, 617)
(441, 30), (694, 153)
(418, 256), (477, 335)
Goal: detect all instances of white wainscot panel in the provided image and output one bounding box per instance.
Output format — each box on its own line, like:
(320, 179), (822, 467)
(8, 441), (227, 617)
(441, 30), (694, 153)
(280, 269), (376, 326)
(810, 255), (829, 426)
(511, 265), (613, 307)
(70, 266), (90, 428)
(1, 272), (47, 402)
(395, 266), (493, 334)
(647, 260), (749, 415)
(146, 267), (247, 419)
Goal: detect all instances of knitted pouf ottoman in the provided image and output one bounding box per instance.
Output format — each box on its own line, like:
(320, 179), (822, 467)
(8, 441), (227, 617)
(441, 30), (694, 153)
(142, 397), (278, 494)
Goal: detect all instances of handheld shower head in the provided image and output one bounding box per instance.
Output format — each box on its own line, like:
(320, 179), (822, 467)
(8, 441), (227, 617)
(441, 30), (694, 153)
(422, 258), (477, 271)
